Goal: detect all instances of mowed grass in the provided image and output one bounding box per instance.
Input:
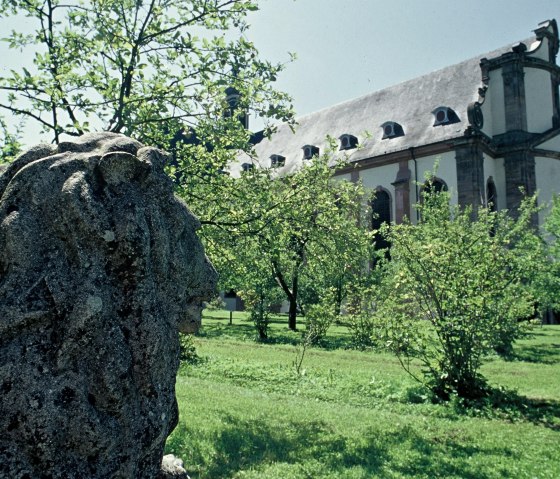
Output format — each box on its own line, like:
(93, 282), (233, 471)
(166, 310), (560, 479)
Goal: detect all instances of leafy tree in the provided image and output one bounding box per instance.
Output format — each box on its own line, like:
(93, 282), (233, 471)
(0, 0), (292, 146)
(374, 184), (543, 400)
(207, 151), (373, 333)
(0, 118), (21, 164)
(539, 195), (560, 315)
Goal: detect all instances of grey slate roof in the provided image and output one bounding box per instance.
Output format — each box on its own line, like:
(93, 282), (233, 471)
(235, 36), (537, 176)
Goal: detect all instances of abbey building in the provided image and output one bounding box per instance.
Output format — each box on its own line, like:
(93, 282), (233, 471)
(237, 20), (560, 227)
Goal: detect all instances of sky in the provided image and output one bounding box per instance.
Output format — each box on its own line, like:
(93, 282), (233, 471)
(243, 0), (560, 127)
(1, 0), (559, 142)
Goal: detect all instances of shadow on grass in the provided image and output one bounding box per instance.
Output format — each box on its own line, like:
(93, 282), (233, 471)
(506, 343), (560, 364)
(198, 319), (353, 350)
(207, 417), (387, 478)
(169, 415), (516, 479)
(457, 388), (560, 431)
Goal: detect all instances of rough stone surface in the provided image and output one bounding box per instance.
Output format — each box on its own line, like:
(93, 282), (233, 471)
(0, 132), (217, 478)
(158, 454), (191, 478)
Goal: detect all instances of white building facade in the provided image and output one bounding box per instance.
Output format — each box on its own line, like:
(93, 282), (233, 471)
(239, 20), (560, 227)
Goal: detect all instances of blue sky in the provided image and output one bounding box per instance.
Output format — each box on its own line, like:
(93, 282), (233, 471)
(1, 0), (559, 142)
(244, 0), (560, 125)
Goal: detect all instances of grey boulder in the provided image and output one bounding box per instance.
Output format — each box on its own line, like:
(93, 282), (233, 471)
(0, 132), (217, 478)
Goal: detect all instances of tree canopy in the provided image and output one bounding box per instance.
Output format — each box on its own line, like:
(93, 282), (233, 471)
(373, 185), (544, 400)
(206, 151), (373, 334)
(0, 0), (293, 148)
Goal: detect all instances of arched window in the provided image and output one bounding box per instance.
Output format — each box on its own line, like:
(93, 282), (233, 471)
(422, 177), (448, 198)
(371, 188), (392, 252)
(380, 121), (405, 139)
(339, 134), (358, 150)
(432, 106), (460, 126)
(486, 178), (498, 212)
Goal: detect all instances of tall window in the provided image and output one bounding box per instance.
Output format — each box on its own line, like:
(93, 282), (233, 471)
(372, 189), (392, 253)
(486, 179), (498, 212)
(422, 178), (447, 196)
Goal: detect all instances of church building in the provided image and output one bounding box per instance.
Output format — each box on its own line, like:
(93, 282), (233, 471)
(237, 19), (560, 227)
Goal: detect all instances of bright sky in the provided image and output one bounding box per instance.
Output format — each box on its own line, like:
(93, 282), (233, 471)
(245, 0), (560, 126)
(1, 0), (559, 142)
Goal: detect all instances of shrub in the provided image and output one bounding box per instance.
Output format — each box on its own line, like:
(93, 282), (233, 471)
(374, 186), (543, 400)
(345, 284), (379, 350)
(205, 295), (226, 311)
(179, 333), (201, 364)
(305, 291), (338, 345)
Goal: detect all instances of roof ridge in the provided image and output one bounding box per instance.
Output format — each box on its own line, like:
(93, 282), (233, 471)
(293, 35), (536, 124)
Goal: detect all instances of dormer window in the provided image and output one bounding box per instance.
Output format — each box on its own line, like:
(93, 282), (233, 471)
(241, 162), (254, 172)
(270, 154), (285, 168)
(302, 144), (319, 160)
(432, 107), (460, 126)
(381, 122), (404, 139)
(339, 134), (358, 150)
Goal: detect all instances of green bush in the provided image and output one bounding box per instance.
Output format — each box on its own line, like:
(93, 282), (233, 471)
(375, 185), (543, 400)
(205, 295), (226, 311)
(305, 292), (338, 345)
(345, 280), (383, 350)
(179, 333), (201, 364)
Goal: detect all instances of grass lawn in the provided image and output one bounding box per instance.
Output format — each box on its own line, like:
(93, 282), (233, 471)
(166, 310), (560, 479)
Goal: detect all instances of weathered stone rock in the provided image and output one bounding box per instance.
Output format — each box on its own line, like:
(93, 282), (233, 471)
(0, 132), (217, 478)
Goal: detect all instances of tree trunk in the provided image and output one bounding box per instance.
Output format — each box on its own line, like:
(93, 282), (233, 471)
(287, 269), (299, 331)
(272, 260), (300, 331)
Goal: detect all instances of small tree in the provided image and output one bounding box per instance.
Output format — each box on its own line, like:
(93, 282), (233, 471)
(304, 288), (338, 345)
(205, 150), (373, 333)
(240, 271), (282, 341)
(539, 195), (560, 315)
(345, 277), (382, 350)
(375, 185), (543, 400)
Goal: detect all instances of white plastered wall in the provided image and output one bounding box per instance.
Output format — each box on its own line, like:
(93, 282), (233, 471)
(525, 67), (553, 133)
(535, 156), (560, 225)
(528, 37), (549, 61)
(538, 135), (560, 150)
(488, 68), (506, 136)
(338, 152), (458, 226)
(481, 82), (494, 138)
(406, 152), (458, 224)
(358, 162), (400, 221)
(415, 152), (458, 193)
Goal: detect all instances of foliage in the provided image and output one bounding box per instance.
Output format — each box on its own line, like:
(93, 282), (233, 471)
(203, 150), (373, 333)
(167, 314), (560, 478)
(293, 292), (337, 376)
(0, 117), (21, 163)
(204, 295), (227, 312)
(178, 333), (201, 365)
(304, 288), (338, 345)
(0, 0), (293, 145)
(374, 185), (544, 400)
(539, 195), (560, 314)
(0, 0), (295, 245)
(345, 279), (380, 350)
(242, 275), (283, 340)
